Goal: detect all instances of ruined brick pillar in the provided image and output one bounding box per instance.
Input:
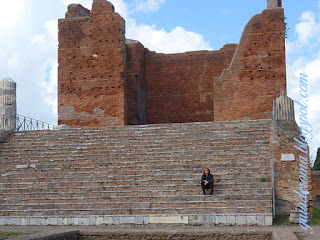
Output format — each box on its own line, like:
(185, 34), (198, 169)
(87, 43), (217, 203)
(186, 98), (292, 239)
(0, 78), (16, 131)
(268, 0), (282, 9)
(58, 0), (127, 127)
(275, 90), (295, 120)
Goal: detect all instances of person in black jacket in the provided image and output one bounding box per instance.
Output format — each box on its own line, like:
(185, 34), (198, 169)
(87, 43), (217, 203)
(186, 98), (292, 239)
(201, 168), (214, 195)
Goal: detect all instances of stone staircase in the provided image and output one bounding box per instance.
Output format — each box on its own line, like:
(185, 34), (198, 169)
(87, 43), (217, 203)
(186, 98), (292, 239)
(0, 119), (273, 226)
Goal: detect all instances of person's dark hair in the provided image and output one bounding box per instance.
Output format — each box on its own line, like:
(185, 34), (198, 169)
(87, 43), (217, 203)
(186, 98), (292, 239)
(203, 168), (210, 174)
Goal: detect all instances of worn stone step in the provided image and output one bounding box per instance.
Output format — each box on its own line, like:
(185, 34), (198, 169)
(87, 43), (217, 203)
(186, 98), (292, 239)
(0, 205), (273, 217)
(1, 187), (272, 197)
(0, 182), (272, 194)
(1, 193), (272, 206)
(1, 199), (272, 211)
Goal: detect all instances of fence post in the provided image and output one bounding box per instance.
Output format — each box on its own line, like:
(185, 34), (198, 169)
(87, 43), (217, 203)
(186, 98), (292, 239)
(272, 159), (276, 218)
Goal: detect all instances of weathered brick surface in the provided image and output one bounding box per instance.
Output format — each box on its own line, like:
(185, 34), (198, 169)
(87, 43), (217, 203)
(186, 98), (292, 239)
(214, 8), (286, 122)
(271, 120), (313, 217)
(0, 131), (13, 144)
(58, 1), (286, 127)
(144, 45), (236, 124)
(126, 40), (147, 125)
(58, 0), (126, 127)
(311, 170), (320, 200)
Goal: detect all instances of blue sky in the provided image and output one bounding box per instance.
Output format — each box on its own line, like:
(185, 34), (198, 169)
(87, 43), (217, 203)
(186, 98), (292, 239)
(0, 0), (319, 163)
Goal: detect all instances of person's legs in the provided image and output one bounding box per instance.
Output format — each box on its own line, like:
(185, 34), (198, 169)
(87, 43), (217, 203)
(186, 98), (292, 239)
(209, 182), (214, 195)
(201, 182), (206, 195)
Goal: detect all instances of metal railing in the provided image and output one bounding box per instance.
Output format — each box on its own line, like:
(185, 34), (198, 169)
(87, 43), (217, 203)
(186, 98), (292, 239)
(271, 158), (276, 219)
(273, 99), (276, 143)
(0, 114), (56, 132)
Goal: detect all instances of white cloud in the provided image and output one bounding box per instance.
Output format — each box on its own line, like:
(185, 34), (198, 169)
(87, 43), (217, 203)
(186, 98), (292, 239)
(126, 20), (212, 53)
(1, 0), (212, 126)
(135, 0), (165, 13)
(286, 5), (320, 162)
(296, 12), (319, 43)
(286, 10), (320, 54)
(287, 54), (320, 163)
(0, 0), (24, 32)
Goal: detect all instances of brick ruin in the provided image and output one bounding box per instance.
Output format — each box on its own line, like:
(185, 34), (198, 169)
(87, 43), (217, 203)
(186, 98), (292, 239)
(0, 0), (310, 226)
(58, 0), (286, 127)
(56, 0), (315, 219)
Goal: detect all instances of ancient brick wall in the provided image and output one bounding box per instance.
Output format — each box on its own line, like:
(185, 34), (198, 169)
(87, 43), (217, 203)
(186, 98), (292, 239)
(271, 120), (313, 217)
(58, 0), (127, 127)
(144, 45), (236, 124)
(214, 8), (287, 122)
(311, 171), (320, 200)
(125, 40), (147, 125)
(58, 1), (287, 127)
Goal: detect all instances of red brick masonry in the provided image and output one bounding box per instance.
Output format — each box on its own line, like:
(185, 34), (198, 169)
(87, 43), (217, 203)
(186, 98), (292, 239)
(58, 1), (287, 127)
(311, 171), (320, 200)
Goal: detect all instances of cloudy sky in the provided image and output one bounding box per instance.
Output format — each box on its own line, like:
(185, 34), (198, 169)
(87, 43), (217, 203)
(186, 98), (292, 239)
(0, 0), (319, 164)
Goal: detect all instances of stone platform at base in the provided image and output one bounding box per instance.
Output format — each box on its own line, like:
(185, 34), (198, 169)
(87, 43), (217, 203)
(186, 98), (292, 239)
(0, 214), (273, 226)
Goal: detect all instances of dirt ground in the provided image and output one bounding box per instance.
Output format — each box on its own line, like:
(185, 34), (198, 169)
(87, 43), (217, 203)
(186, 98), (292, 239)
(0, 224), (319, 240)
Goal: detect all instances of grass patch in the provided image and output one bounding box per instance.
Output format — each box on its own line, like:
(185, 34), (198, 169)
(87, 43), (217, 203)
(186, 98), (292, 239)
(0, 232), (22, 240)
(311, 207), (320, 225)
(260, 178), (266, 182)
(273, 215), (297, 226)
(274, 207), (320, 226)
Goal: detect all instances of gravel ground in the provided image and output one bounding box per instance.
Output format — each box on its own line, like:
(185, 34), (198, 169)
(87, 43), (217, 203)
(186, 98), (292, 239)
(0, 224), (319, 240)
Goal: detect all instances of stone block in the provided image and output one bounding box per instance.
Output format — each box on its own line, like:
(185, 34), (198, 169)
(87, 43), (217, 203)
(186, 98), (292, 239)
(265, 215), (273, 226)
(281, 154), (295, 161)
(49, 218), (58, 226)
(63, 218), (68, 225)
(57, 218), (63, 225)
(113, 217), (120, 225)
(5, 217), (20, 225)
(189, 215), (206, 223)
(20, 218), (26, 226)
(257, 215), (265, 226)
(134, 216), (147, 225)
(217, 215), (227, 224)
(226, 215), (236, 225)
(89, 216), (96, 225)
(247, 215), (257, 225)
(68, 218), (74, 225)
(29, 218), (37, 225)
(120, 216), (135, 224)
(40, 218), (47, 226)
(149, 216), (188, 224)
(79, 218), (89, 226)
(0, 217), (5, 225)
(205, 215), (214, 223)
(235, 215), (247, 225)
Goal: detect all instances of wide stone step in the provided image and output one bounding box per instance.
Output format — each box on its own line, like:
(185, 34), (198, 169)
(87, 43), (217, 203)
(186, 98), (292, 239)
(4, 133), (270, 144)
(1, 187), (272, 197)
(0, 144), (270, 156)
(0, 205), (273, 216)
(1, 198), (272, 210)
(1, 193), (272, 205)
(0, 177), (271, 189)
(0, 170), (271, 183)
(0, 182), (271, 194)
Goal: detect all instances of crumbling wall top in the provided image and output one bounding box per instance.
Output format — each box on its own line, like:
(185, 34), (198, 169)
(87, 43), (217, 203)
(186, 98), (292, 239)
(91, 0), (115, 13)
(65, 4), (90, 18)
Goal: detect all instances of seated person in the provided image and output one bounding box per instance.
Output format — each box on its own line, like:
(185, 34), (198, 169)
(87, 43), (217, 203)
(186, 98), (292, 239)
(201, 168), (214, 195)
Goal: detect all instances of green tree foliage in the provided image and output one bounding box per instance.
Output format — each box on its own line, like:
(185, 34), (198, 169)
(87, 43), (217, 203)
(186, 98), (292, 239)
(313, 147), (320, 170)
